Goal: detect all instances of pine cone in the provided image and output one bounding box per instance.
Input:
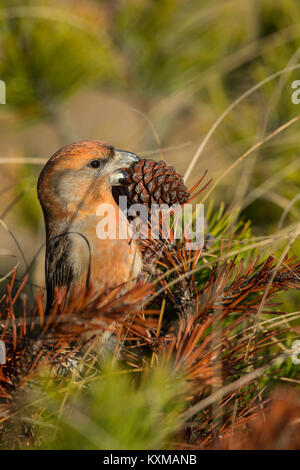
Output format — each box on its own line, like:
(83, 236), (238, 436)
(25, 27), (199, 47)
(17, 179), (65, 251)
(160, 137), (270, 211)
(122, 159), (190, 209)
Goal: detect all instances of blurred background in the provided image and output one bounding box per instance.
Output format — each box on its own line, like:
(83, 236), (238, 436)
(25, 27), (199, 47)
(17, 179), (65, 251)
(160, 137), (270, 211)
(0, 0), (300, 290)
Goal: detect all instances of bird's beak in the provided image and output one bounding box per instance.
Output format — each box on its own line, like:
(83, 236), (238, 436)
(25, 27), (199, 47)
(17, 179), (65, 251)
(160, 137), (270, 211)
(110, 150), (140, 186)
(114, 149), (140, 167)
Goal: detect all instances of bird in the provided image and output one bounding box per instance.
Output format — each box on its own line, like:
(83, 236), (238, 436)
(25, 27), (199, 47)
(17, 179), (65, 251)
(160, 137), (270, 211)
(37, 140), (142, 313)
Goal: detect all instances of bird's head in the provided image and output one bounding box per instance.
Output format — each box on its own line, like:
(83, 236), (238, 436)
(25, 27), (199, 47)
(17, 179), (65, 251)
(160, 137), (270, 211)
(37, 140), (139, 222)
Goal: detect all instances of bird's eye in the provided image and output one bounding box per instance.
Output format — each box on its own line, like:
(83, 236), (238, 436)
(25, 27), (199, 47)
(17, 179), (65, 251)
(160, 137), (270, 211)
(89, 159), (101, 169)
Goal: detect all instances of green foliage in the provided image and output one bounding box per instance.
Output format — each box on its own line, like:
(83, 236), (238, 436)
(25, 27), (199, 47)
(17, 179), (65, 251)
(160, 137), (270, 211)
(15, 163), (41, 230)
(26, 361), (186, 450)
(0, 0), (117, 117)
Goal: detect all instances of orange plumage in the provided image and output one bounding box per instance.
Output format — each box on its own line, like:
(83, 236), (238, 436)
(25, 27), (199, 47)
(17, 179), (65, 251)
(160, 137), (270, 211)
(38, 140), (142, 312)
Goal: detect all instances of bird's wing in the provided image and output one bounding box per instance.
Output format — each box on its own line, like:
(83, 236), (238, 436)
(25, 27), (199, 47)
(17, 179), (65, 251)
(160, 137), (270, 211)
(45, 233), (75, 312)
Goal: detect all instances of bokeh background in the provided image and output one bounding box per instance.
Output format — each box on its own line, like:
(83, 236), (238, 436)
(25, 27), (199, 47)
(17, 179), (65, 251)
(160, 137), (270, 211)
(0, 0), (300, 295)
